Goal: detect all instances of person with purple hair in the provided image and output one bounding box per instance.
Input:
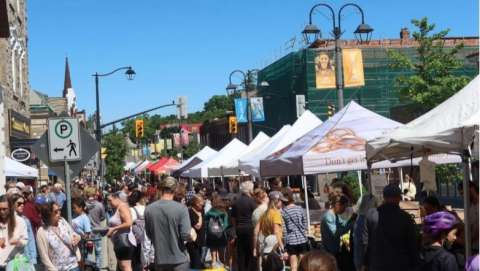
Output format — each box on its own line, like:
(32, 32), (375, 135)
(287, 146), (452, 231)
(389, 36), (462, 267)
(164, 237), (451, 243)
(420, 211), (460, 271)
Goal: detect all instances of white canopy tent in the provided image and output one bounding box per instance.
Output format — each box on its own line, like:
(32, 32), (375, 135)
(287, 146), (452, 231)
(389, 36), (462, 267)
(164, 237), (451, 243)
(239, 110), (323, 177)
(366, 76), (479, 259)
(210, 132), (271, 177)
(260, 101), (461, 177)
(134, 160), (151, 174)
(366, 75), (479, 162)
(182, 139), (247, 178)
(177, 146), (217, 170)
(5, 158), (38, 178)
(124, 161), (137, 171)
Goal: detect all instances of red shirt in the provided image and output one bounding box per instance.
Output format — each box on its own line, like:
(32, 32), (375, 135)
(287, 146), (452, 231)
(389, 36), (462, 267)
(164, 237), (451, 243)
(23, 200), (41, 233)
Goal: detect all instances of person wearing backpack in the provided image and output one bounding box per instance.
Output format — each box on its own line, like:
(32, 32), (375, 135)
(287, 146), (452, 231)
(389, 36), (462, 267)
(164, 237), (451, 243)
(205, 195), (229, 268)
(129, 191), (148, 271)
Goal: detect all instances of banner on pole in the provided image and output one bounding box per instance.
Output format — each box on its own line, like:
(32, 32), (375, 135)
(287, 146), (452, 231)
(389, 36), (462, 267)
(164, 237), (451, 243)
(234, 98), (248, 123)
(250, 97), (265, 122)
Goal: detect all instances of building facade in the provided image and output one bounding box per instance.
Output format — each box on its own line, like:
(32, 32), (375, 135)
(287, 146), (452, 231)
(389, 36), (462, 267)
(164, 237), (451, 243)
(256, 29), (479, 135)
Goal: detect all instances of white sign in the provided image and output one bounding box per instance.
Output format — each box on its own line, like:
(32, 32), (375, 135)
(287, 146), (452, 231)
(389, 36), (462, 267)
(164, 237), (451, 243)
(48, 118), (81, 162)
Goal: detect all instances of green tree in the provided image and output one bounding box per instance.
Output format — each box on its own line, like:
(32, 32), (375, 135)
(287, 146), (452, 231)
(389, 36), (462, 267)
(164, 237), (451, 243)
(183, 141), (202, 159)
(388, 17), (471, 110)
(103, 130), (127, 183)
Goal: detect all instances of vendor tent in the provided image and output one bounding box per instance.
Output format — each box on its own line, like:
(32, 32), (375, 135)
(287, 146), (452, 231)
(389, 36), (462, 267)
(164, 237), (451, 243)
(172, 146), (217, 177)
(239, 110), (322, 177)
(260, 101), (404, 176)
(366, 75), (479, 162)
(124, 161), (137, 171)
(5, 158), (38, 178)
(209, 132), (271, 177)
(182, 139), (247, 178)
(153, 158), (180, 175)
(134, 160), (151, 174)
(147, 157), (169, 172)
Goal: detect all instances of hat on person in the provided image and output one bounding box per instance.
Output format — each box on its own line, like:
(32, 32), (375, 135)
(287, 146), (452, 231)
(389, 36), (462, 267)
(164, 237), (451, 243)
(159, 176), (177, 190)
(15, 182), (25, 190)
(383, 183), (402, 198)
(6, 188), (20, 196)
(263, 235), (278, 254)
(35, 194), (51, 205)
(22, 185), (34, 194)
(269, 191), (288, 202)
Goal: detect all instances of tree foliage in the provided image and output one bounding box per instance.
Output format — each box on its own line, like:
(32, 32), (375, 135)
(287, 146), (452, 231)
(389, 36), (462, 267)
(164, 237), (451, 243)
(103, 130), (127, 183)
(388, 17), (471, 110)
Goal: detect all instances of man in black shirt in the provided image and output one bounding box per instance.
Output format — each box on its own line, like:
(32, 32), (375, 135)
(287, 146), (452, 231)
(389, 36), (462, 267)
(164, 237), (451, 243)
(231, 181), (257, 271)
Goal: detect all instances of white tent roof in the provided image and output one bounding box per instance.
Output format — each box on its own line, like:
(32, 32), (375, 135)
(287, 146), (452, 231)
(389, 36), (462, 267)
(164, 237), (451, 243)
(134, 160), (151, 173)
(239, 110), (323, 177)
(212, 132), (271, 176)
(177, 146), (217, 170)
(183, 139), (247, 178)
(124, 161), (137, 171)
(367, 75), (480, 162)
(5, 158), (38, 178)
(260, 101), (405, 176)
(239, 125), (291, 177)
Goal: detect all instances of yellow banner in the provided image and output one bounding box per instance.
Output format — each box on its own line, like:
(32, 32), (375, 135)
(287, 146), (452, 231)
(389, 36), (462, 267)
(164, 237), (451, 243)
(342, 48), (365, 88)
(315, 49), (365, 89)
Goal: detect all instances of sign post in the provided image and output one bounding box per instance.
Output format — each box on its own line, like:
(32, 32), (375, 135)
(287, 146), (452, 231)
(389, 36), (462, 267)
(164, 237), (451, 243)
(47, 118), (82, 223)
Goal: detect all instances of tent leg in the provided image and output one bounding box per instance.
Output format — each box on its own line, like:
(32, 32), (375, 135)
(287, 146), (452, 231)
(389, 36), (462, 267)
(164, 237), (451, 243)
(287, 176), (290, 187)
(212, 178), (216, 190)
(462, 149), (472, 260)
(399, 168), (404, 200)
(367, 162), (373, 194)
(357, 171), (363, 198)
(303, 176), (311, 236)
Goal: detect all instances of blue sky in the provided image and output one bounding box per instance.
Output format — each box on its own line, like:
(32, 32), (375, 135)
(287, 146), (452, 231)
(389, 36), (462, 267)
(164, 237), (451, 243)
(28, 0), (478, 124)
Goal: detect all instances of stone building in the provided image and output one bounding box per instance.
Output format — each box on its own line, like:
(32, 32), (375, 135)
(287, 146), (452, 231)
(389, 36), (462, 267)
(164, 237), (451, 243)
(0, 0), (30, 154)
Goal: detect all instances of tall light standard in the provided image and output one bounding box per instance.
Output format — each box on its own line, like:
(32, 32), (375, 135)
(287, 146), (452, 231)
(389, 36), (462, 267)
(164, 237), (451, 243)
(302, 3), (373, 109)
(92, 66), (136, 178)
(226, 69), (269, 143)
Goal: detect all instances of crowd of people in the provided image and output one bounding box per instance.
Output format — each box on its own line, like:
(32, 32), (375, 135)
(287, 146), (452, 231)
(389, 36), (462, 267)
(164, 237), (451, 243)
(0, 175), (477, 271)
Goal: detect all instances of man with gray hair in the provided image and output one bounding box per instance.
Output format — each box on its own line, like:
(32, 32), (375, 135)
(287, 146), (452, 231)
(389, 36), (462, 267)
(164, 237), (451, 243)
(232, 180), (257, 271)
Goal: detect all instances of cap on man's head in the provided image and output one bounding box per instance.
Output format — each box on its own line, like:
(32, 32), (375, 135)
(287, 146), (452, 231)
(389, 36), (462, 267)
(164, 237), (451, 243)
(269, 191), (288, 202)
(160, 176), (177, 190)
(22, 185), (33, 194)
(383, 183), (402, 198)
(15, 182), (25, 190)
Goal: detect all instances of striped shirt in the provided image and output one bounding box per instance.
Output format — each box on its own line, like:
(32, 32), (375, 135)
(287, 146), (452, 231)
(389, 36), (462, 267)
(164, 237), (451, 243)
(282, 205), (308, 245)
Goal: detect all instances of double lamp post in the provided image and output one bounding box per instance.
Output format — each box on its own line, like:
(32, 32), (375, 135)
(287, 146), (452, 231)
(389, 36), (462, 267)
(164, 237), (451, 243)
(302, 3), (373, 110)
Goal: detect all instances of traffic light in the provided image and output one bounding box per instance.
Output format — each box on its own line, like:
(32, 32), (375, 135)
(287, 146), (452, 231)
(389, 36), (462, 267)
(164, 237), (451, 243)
(135, 119), (144, 138)
(228, 116), (238, 134)
(327, 103), (335, 117)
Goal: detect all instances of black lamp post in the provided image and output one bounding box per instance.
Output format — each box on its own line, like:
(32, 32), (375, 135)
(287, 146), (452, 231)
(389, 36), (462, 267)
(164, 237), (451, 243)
(302, 3), (373, 109)
(226, 69), (269, 143)
(92, 66), (136, 179)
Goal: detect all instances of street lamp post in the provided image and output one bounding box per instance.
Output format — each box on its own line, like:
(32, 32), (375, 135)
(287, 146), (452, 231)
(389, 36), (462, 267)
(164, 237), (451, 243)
(226, 70), (269, 144)
(93, 66), (136, 179)
(302, 3), (373, 110)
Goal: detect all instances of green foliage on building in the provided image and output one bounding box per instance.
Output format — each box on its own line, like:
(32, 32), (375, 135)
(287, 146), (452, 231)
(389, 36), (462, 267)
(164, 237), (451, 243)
(388, 17), (471, 110)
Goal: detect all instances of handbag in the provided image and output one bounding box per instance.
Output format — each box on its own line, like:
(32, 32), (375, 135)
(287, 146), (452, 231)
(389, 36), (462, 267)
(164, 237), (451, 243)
(262, 249), (284, 271)
(284, 209), (312, 250)
(6, 255), (35, 271)
(112, 232), (132, 250)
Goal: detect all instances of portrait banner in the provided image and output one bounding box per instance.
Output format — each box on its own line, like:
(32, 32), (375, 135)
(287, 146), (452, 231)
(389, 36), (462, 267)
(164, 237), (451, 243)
(343, 48), (365, 88)
(234, 98), (248, 123)
(250, 97), (265, 122)
(315, 51), (336, 89)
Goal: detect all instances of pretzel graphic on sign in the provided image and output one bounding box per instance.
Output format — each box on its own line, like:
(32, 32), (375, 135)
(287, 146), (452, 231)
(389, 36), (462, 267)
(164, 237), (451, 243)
(311, 128), (365, 153)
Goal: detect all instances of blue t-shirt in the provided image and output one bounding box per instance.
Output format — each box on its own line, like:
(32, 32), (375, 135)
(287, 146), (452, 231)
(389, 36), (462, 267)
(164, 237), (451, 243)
(52, 192), (66, 208)
(72, 213), (92, 236)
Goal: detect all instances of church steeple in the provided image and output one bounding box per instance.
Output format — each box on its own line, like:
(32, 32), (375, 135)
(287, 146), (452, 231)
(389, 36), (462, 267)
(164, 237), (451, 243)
(63, 57), (72, 96)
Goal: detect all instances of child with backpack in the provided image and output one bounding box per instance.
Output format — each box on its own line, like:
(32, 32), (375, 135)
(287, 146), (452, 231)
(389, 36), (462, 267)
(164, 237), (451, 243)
(205, 194), (229, 268)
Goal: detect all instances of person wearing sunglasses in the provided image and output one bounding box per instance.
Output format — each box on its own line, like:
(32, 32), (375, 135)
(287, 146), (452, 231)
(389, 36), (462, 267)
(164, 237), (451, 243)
(36, 201), (81, 271)
(8, 194), (36, 266)
(0, 194), (28, 271)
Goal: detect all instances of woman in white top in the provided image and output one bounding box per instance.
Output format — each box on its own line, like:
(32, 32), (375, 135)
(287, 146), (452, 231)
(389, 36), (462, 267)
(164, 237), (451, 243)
(0, 194), (28, 269)
(128, 191), (150, 271)
(107, 192), (135, 271)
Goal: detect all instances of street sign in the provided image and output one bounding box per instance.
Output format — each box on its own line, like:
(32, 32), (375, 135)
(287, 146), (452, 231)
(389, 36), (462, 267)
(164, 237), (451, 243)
(32, 127), (99, 181)
(11, 148), (30, 162)
(48, 118), (81, 162)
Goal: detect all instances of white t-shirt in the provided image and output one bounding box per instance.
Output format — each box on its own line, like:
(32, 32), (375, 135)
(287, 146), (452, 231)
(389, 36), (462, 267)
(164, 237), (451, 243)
(252, 203), (268, 227)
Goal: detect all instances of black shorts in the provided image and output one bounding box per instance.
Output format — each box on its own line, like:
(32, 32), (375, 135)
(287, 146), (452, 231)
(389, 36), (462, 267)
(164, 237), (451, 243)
(114, 243), (135, 261)
(286, 243), (309, 255)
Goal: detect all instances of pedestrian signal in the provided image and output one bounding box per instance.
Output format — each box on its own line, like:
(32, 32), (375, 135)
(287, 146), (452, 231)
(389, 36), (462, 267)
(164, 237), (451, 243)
(327, 104), (335, 117)
(228, 116), (238, 134)
(135, 120), (144, 138)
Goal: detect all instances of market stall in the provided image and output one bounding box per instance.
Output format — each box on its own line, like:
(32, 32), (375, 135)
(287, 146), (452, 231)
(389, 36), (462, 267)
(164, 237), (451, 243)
(5, 158), (38, 178)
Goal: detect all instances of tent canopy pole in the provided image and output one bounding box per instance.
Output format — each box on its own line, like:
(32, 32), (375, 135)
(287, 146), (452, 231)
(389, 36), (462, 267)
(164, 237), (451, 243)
(462, 148), (472, 260)
(303, 176), (311, 236)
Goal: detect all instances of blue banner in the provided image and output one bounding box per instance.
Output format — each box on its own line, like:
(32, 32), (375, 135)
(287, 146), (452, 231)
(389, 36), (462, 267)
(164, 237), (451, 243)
(234, 98), (248, 123)
(250, 97), (265, 122)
